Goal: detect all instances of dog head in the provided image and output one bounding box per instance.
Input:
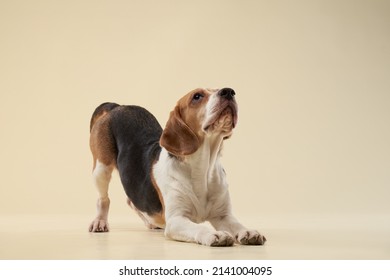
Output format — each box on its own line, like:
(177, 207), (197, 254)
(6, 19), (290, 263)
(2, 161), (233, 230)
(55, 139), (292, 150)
(160, 88), (238, 156)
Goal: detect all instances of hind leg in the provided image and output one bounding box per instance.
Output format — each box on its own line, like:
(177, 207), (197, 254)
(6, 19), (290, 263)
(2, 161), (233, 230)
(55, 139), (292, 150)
(89, 160), (114, 232)
(126, 198), (164, 230)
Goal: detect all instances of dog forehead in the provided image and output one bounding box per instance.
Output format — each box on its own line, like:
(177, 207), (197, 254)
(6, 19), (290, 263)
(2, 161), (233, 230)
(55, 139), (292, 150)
(205, 88), (219, 94)
(178, 88), (219, 105)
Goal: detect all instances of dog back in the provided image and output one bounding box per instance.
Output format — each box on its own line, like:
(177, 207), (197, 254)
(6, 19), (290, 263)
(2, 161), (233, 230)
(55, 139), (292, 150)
(90, 104), (163, 216)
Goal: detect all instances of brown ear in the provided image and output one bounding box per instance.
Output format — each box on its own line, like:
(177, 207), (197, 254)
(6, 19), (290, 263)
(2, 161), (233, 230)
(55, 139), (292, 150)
(160, 106), (201, 156)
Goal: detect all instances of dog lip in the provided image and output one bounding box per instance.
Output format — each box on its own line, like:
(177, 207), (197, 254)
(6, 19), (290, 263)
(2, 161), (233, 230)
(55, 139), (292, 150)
(221, 104), (237, 128)
(227, 103), (238, 128)
(204, 101), (238, 131)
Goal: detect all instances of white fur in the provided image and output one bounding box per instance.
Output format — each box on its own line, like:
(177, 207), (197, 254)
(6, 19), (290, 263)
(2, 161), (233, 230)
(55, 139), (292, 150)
(89, 160), (113, 232)
(203, 91), (221, 130)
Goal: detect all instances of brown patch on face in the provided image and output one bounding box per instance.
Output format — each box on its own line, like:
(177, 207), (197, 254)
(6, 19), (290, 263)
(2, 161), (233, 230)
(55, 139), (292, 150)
(90, 113), (117, 170)
(160, 88), (211, 156)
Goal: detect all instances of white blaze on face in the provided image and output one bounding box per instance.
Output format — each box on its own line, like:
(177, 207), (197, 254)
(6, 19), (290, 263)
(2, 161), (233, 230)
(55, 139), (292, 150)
(202, 90), (220, 131)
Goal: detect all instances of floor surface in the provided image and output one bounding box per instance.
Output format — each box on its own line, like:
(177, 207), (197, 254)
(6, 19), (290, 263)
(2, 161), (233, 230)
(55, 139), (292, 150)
(1, 213), (389, 260)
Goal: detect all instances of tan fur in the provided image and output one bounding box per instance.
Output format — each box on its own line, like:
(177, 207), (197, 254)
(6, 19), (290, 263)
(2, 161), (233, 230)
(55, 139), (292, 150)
(90, 114), (116, 169)
(127, 198), (165, 229)
(150, 162), (166, 225)
(160, 89), (211, 156)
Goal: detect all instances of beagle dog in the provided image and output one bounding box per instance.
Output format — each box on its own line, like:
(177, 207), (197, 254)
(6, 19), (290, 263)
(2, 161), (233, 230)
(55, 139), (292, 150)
(89, 88), (266, 246)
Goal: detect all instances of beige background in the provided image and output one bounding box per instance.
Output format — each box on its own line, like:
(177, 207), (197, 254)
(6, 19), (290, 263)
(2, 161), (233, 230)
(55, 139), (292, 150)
(0, 0), (389, 259)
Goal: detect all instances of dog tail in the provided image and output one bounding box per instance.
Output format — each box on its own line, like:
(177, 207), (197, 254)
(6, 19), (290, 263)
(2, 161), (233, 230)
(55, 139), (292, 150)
(90, 102), (120, 132)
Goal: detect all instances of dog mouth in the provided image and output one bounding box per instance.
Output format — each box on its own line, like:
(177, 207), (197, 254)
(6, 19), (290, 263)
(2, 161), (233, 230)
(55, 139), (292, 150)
(203, 102), (238, 132)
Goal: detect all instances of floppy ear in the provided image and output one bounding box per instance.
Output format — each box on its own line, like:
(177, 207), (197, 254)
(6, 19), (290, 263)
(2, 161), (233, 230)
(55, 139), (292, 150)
(160, 106), (201, 156)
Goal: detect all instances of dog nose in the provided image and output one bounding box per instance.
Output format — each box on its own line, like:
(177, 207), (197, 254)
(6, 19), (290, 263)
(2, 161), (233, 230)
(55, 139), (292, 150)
(219, 88), (236, 100)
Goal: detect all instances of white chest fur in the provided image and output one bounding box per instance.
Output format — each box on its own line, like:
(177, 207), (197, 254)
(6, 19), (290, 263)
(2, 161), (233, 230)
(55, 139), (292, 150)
(153, 136), (231, 223)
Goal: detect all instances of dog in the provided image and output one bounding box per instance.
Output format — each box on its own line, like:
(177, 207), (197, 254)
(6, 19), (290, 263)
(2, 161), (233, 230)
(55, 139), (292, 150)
(88, 88), (266, 246)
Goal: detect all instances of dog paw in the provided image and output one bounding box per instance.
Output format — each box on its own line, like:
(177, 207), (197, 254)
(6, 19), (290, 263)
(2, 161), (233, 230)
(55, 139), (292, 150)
(236, 230), (266, 245)
(203, 231), (235, 247)
(89, 219), (109, 232)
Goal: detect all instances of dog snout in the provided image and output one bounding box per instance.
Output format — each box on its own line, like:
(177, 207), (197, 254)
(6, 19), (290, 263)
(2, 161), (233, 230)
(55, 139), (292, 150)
(218, 88), (235, 100)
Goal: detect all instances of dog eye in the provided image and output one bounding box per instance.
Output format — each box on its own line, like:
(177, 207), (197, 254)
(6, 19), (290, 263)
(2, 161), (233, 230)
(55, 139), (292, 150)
(192, 93), (204, 101)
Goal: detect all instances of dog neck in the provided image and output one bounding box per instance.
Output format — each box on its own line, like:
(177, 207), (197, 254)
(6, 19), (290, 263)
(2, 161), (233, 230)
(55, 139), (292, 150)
(188, 133), (223, 165)
(155, 133), (227, 196)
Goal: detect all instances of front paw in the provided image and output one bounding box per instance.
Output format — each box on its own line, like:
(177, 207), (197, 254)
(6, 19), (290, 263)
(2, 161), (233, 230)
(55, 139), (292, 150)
(202, 231), (235, 247)
(89, 219), (109, 232)
(236, 230), (266, 245)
